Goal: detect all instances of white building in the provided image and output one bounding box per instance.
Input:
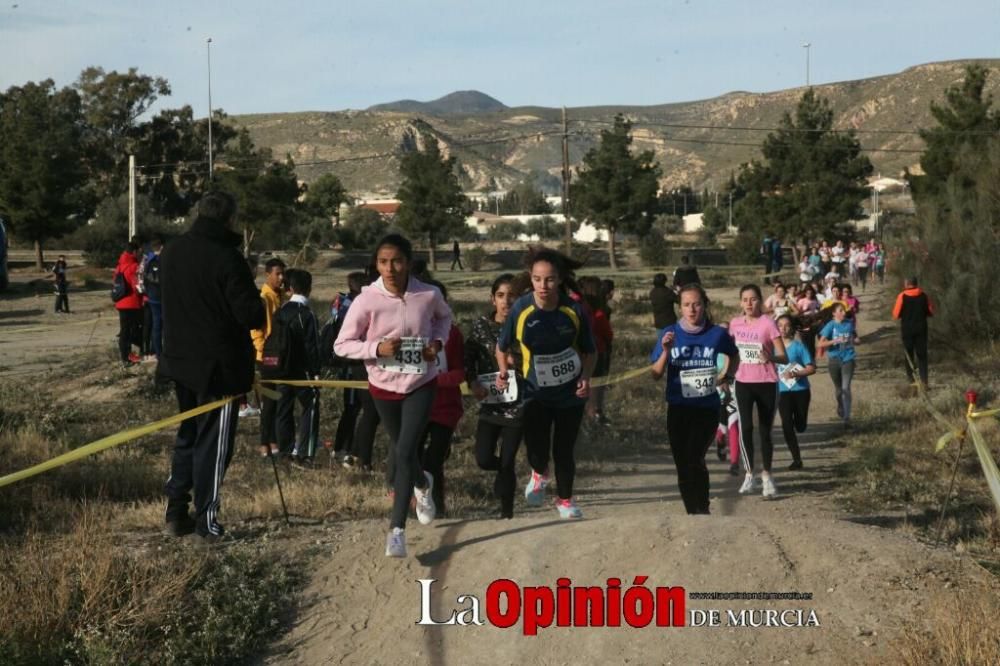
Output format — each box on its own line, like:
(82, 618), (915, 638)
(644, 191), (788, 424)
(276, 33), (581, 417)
(464, 211), (607, 243)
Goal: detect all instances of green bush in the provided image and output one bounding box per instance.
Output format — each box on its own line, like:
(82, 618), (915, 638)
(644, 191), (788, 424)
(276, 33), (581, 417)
(653, 214), (683, 235)
(336, 207), (389, 250)
(639, 233), (670, 267)
(464, 246), (488, 271)
(486, 220), (525, 241)
(74, 194), (179, 267)
(728, 230), (763, 265)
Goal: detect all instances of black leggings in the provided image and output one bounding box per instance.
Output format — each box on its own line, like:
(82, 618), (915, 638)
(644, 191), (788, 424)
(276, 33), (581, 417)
(374, 382), (436, 529)
(475, 419), (523, 513)
(902, 331), (929, 385)
(667, 405), (718, 514)
(334, 387), (361, 454)
(735, 381), (778, 473)
(351, 387), (381, 466)
(777, 390), (810, 464)
(419, 421), (453, 515)
(522, 400), (585, 500)
(117, 308), (142, 361)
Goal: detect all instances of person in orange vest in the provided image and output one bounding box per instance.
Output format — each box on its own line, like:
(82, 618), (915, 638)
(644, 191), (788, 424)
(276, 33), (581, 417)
(892, 276), (934, 388)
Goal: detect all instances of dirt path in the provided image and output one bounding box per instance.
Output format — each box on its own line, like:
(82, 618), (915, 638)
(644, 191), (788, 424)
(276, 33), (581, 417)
(4, 273), (993, 664)
(265, 285), (995, 665)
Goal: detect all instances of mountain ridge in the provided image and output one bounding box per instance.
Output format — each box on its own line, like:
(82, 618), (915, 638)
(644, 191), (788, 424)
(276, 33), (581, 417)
(232, 59), (1000, 196)
(368, 90), (507, 115)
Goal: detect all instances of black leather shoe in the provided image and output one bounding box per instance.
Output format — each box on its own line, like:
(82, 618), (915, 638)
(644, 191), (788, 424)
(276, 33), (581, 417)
(163, 514), (196, 537)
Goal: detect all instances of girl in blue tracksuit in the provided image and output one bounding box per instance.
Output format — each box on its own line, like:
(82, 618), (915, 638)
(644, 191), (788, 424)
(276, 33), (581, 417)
(817, 303), (857, 428)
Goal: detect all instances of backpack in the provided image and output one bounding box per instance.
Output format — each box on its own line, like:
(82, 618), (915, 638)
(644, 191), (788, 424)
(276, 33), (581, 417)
(319, 293), (352, 369)
(144, 255), (160, 288)
(260, 310), (293, 379)
(110, 271), (130, 303)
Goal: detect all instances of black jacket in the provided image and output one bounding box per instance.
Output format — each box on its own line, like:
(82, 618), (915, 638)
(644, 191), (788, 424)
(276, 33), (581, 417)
(158, 217), (265, 395)
(276, 300), (321, 379)
(649, 286), (678, 328)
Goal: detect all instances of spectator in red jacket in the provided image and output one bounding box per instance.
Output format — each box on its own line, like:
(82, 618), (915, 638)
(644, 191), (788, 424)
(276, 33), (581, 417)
(579, 276), (614, 425)
(416, 280), (465, 516)
(115, 242), (143, 367)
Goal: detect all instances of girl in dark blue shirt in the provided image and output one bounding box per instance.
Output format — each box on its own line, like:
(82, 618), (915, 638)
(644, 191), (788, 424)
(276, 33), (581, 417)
(497, 248), (595, 519)
(650, 284), (739, 514)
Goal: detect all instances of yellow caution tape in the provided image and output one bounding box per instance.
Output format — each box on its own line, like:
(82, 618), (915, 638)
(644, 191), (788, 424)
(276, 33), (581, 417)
(260, 379), (369, 390)
(967, 419), (1000, 513)
(592, 364), (654, 388)
(0, 316), (103, 335)
(260, 364), (656, 395)
(0, 363), (658, 490)
(0, 395), (236, 489)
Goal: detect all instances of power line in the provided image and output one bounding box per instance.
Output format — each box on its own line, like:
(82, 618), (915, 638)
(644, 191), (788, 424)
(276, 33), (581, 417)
(566, 127), (926, 154)
(133, 128), (565, 178)
(570, 116), (999, 137)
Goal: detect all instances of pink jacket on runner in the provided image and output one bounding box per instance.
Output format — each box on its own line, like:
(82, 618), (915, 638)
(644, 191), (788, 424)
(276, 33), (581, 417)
(334, 276), (452, 394)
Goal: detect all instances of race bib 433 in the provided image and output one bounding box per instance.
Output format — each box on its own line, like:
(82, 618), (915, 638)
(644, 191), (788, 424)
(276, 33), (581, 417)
(376, 337), (427, 375)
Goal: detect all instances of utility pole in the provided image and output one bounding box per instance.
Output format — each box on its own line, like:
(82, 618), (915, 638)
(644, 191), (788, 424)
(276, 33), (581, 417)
(128, 154), (136, 241)
(802, 42), (811, 87)
(561, 107), (571, 253)
(728, 191), (734, 232)
(207, 37), (214, 181)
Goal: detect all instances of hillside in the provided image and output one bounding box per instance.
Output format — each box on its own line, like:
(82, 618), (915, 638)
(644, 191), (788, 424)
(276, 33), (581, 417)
(232, 59), (1000, 197)
(368, 90), (508, 115)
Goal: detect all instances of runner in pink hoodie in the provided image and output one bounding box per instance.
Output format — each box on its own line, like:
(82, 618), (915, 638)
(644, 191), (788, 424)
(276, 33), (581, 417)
(334, 234), (452, 558)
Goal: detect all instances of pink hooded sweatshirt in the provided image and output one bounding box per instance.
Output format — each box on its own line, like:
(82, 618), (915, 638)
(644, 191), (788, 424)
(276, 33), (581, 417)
(334, 276), (452, 394)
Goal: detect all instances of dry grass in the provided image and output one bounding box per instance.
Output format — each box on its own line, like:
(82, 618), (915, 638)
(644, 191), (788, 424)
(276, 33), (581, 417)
(831, 293), (1000, 583)
(1, 263), (997, 661)
(889, 585), (1000, 665)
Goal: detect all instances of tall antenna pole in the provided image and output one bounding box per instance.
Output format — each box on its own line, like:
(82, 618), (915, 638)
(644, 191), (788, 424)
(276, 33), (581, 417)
(207, 37), (214, 181)
(802, 42), (811, 87)
(128, 154), (136, 241)
(562, 107), (571, 253)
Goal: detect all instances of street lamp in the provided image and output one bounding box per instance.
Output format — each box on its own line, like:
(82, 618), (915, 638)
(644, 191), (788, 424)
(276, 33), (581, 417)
(802, 42), (811, 87)
(207, 37), (214, 181)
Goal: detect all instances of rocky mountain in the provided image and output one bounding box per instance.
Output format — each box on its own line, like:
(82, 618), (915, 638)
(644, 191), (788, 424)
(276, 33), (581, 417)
(367, 90), (508, 115)
(231, 59), (1000, 197)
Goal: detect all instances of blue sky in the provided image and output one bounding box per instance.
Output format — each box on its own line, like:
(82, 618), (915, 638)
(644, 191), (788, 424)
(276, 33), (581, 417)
(1, 0), (997, 117)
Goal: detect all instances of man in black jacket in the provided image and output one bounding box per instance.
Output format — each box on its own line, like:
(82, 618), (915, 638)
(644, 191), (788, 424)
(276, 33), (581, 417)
(158, 191), (265, 541)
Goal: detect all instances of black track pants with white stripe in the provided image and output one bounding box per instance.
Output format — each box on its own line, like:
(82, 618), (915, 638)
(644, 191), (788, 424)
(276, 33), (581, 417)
(164, 383), (239, 536)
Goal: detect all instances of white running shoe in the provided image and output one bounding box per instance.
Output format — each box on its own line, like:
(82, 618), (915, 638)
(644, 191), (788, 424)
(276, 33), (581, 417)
(238, 405), (260, 418)
(556, 498), (583, 519)
(414, 471), (436, 525)
(524, 470), (549, 507)
(761, 476), (778, 498)
(739, 473), (756, 495)
(385, 527), (406, 557)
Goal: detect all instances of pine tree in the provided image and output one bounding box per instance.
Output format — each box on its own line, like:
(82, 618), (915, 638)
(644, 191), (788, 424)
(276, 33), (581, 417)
(0, 80), (87, 269)
(910, 64), (1000, 203)
(395, 141), (468, 269)
(570, 115), (661, 269)
(734, 89), (872, 244)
